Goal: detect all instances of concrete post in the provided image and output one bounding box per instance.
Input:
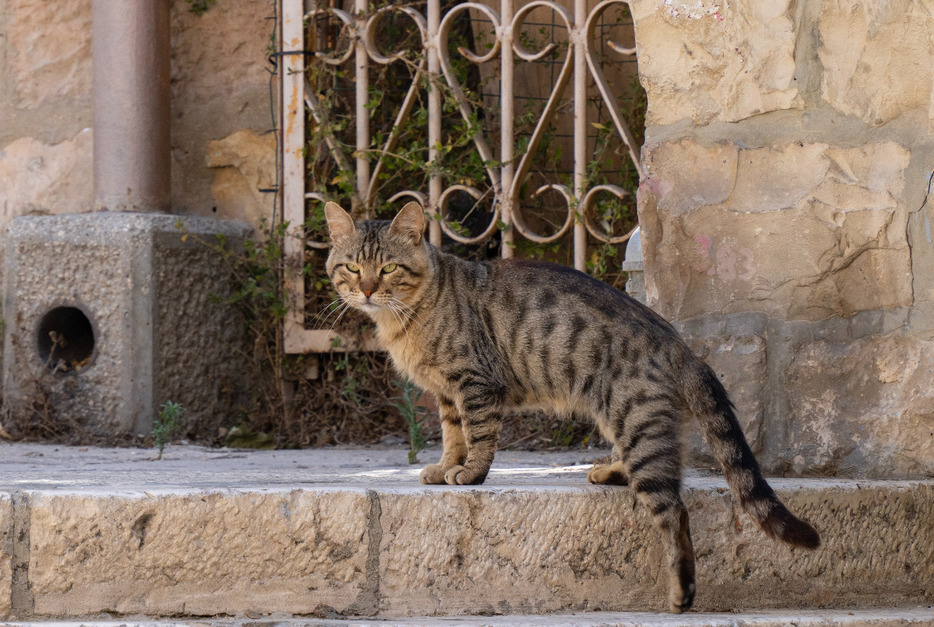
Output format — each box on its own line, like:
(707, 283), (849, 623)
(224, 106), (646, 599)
(92, 0), (171, 213)
(623, 227), (646, 305)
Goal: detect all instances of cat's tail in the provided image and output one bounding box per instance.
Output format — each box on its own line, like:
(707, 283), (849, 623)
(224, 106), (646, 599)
(683, 360), (820, 550)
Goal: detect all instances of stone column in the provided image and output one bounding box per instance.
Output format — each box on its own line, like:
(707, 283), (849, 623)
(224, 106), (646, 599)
(92, 0), (171, 213)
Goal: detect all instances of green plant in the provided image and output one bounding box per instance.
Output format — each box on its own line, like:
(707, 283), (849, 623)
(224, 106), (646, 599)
(390, 379), (428, 464)
(185, 0), (216, 15)
(153, 401), (184, 460)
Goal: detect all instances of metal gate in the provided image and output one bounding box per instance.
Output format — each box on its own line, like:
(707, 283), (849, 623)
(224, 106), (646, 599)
(280, 0), (644, 353)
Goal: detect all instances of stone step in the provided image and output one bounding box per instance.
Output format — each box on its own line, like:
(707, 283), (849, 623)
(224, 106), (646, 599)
(0, 443), (931, 621)
(2, 608), (934, 626)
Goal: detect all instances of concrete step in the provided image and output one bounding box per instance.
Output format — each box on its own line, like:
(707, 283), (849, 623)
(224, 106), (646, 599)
(2, 608), (934, 626)
(0, 443), (931, 621)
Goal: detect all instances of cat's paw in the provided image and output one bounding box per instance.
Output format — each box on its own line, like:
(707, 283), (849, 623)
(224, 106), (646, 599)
(668, 582), (696, 614)
(444, 465), (488, 485)
(587, 461), (629, 485)
(419, 464), (447, 485)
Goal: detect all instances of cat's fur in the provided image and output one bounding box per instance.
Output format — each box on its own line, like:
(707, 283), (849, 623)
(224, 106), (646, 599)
(324, 201), (820, 613)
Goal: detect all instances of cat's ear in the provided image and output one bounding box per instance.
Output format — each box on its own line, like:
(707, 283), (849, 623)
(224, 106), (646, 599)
(324, 202), (355, 241)
(389, 201), (425, 245)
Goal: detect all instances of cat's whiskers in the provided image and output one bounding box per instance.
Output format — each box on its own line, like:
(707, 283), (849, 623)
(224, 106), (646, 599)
(310, 297), (348, 329)
(325, 299), (354, 333)
(389, 296), (424, 328)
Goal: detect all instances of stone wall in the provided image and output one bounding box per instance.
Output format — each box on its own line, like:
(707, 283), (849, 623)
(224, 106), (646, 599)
(633, 0), (934, 478)
(0, 0), (275, 227)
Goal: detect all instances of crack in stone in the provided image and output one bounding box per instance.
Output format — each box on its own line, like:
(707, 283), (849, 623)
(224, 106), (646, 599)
(345, 489), (382, 617)
(10, 491), (34, 619)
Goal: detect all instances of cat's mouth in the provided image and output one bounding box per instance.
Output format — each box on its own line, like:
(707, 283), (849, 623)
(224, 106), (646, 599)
(353, 297), (382, 314)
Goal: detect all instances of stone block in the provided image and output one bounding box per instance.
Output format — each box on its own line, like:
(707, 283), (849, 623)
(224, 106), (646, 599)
(668, 310), (934, 478)
(27, 489), (372, 617)
(378, 487), (664, 616)
(377, 481), (934, 616)
(1, 213), (252, 436)
(0, 495), (12, 618)
(818, 0), (934, 129)
(4, 0), (92, 109)
(778, 330), (934, 478)
(206, 129), (276, 226)
(640, 139), (912, 322)
(0, 130), (94, 229)
(630, 0), (799, 125)
(170, 0), (273, 217)
(675, 313), (768, 467)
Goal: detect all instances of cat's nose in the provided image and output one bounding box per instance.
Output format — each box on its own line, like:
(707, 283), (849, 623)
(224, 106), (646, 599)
(360, 280), (377, 298)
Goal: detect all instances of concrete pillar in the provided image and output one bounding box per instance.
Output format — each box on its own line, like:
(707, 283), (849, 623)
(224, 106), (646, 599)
(92, 0), (171, 213)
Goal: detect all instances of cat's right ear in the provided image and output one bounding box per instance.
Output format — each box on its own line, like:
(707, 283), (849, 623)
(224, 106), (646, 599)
(324, 202), (355, 241)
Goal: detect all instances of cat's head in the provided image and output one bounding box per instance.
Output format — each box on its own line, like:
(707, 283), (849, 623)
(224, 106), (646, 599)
(324, 201), (431, 316)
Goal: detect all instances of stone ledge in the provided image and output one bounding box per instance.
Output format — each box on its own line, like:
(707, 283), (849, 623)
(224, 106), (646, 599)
(1, 607), (933, 626)
(0, 444), (930, 620)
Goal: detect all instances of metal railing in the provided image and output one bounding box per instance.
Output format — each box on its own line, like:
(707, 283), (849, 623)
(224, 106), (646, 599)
(281, 0), (644, 353)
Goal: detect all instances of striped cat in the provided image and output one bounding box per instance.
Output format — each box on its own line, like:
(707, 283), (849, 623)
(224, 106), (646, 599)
(324, 201), (820, 613)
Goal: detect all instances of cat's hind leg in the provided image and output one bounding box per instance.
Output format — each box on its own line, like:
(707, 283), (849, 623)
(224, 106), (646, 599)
(620, 407), (695, 613)
(420, 397), (468, 484)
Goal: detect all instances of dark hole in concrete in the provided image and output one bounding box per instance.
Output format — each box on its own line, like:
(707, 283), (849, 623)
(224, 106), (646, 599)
(36, 307), (95, 373)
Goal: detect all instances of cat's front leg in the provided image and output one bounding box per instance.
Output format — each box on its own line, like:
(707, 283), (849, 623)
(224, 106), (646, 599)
(419, 397), (467, 484)
(443, 399), (503, 486)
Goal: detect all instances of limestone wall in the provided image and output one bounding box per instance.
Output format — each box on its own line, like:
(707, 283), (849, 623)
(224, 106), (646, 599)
(633, 0), (934, 478)
(0, 0), (275, 227)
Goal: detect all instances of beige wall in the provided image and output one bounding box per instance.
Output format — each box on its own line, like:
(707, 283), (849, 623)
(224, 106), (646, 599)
(0, 0), (275, 227)
(634, 0), (934, 477)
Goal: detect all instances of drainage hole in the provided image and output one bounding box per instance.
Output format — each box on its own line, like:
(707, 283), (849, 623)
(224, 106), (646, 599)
(36, 307), (95, 372)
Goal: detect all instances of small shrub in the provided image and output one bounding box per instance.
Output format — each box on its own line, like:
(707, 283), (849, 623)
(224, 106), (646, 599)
(153, 401), (184, 460)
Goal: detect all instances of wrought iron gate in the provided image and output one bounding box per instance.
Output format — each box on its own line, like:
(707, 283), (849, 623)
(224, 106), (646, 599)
(281, 0), (644, 353)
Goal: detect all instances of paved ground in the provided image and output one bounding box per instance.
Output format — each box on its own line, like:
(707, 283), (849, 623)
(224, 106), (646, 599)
(0, 441), (603, 492)
(0, 441), (882, 493)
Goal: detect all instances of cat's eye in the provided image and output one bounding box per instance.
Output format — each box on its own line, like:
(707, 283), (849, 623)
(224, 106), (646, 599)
(381, 263), (398, 274)
(346, 263), (360, 273)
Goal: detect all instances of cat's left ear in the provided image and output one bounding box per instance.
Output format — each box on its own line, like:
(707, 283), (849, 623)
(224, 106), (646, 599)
(389, 201), (425, 245)
(325, 202), (355, 241)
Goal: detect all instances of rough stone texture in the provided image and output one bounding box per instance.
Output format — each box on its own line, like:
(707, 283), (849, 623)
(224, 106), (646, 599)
(206, 130), (277, 225)
(671, 310), (934, 479)
(27, 489), (371, 617)
(1, 445), (933, 619)
(377, 480), (934, 616)
(1, 213), (251, 436)
(378, 487), (664, 616)
(630, 0), (934, 481)
(818, 0), (934, 129)
(170, 0), (273, 217)
(3, 0), (92, 109)
(779, 330), (934, 478)
(0, 0), (93, 146)
(640, 138), (912, 323)
(0, 495), (12, 618)
(0, 0), (272, 225)
(629, 0), (800, 125)
(0, 129), (94, 228)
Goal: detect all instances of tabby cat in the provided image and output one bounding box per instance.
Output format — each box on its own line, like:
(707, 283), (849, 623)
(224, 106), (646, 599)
(324, 201), (820, 613)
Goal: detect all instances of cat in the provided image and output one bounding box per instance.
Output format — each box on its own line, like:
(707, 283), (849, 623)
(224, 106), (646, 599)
(324, 200), (820, 613)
